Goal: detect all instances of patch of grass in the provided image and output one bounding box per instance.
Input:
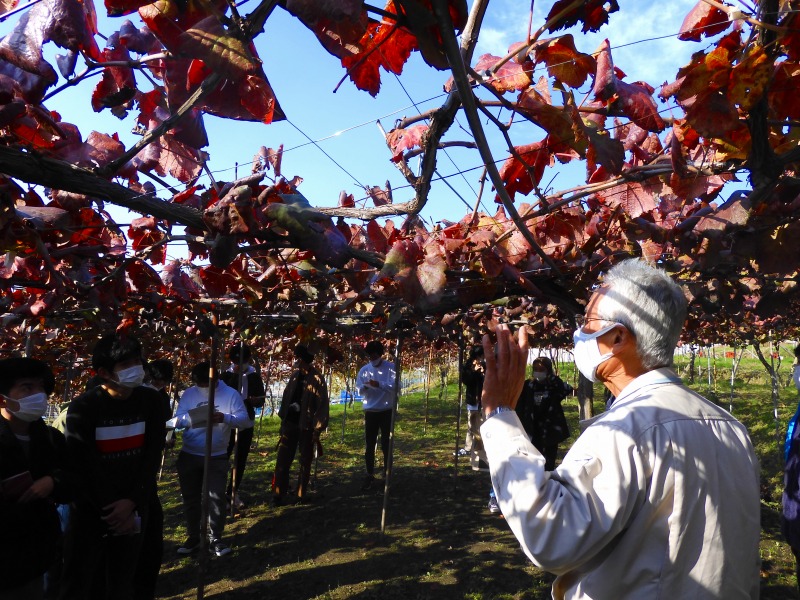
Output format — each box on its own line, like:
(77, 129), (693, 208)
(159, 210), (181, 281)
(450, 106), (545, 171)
(155, 369), (800, 599)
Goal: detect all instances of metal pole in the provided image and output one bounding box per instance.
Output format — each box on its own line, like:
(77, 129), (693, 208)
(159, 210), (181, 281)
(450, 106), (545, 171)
(229, 341), (245, 516)
(197, 315), (219, 600)
(423, 346), (433, 434)
(453, 332), (465, 475)
(380, 336), (403, 535)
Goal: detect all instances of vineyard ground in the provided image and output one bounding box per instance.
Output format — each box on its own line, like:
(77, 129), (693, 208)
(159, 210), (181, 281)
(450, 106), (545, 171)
(154, 372), (800, 599)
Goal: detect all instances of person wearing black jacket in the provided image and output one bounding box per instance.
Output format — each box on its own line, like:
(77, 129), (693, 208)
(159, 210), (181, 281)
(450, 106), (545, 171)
(0, 357), (72, 600)
(222, 345), (265, 509)
(60, 334), (165, 600)
(515, 356), (572, 471)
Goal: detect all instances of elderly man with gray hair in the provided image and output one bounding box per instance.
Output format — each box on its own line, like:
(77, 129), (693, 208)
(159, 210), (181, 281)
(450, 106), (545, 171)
(480, 259), (760, 599)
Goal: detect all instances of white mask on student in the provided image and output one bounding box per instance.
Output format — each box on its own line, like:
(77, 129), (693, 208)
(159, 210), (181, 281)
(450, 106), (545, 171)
(9, 392), (48, 422)
(115, 365), (145, 388)
(573, 323), (618, 382)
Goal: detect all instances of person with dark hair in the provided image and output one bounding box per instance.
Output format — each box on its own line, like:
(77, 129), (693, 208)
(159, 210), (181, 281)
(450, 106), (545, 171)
(221, 344), (265, 510)
(271, 345), (329, 506)
(480, 259), (760, 599)
(458, 345), (485, 460)
(172, 362), (248, 557)
(356, 340), (396, 490)
(60, 333), (166, 600)
(514, 356), (572, 471)
(0, 357), (72, 600)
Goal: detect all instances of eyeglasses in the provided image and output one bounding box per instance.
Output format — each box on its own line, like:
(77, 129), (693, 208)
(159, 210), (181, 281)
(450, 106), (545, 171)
(573, 315), (616, 329)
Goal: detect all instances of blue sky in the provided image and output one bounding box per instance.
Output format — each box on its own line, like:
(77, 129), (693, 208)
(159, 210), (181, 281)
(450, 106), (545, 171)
(2, 0), (706, 261)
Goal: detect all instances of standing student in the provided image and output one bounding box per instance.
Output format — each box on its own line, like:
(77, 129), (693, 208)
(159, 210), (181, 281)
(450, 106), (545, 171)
(221, 345), (265, 509)
(356, 341), (396, 490)
(0, 357), (72, 600)
(514, 356), (572, 471)
(173, 362), (248, 557)
(480, 259), (760, 599)
(271, 345), (329, 506)
(60, 334), (165, 600)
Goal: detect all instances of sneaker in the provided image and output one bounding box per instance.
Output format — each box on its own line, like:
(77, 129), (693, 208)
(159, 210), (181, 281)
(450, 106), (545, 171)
(361, 474), (375, 490)
(177, 540), (199, 555)
(209, 539), (231, 557)
(488, 496), (501, 514)
(232, 495), (245, 510)
(454, 448), (469, 457)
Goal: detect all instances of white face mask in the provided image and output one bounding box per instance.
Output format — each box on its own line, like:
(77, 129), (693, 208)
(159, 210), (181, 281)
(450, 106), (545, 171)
(532, 371), (547, 381)
(8, 392), (48, 422)
(115, 365), (145, 388)
(573, 323), (618, 382)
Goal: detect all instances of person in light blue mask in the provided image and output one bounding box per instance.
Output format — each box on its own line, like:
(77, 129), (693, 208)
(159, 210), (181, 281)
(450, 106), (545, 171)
(480, 259), (760, 600)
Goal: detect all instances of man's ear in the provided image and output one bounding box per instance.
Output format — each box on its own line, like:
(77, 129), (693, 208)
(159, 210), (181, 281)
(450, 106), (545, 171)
(96, 367), (112, 381)
(612, 326), (635, 352)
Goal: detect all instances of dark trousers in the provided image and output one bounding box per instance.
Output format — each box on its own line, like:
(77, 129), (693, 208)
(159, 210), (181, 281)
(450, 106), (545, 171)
(133, 493), (162, 600)
(364, 409), (392, 476)
(226, 427), (254, 495)
(273, 421), (315, 499)
(176, 452), (229, 542)
(531, 437), (559, 471)
(59, 503), (145, 600)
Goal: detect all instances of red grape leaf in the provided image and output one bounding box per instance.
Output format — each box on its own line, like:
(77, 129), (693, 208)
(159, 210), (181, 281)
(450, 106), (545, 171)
(546, 0), (619, 33)
(366, 184), (391, 207)
(593, 40), (664, 132)
(91, 45), (137, 111)
(678, 1), (730, 41)
(341, 1), (418, 96)
(533, 35), (595, 88)
(474, 53), (532, 92)
(284, 0), (367, 59)
(126, 260), (166, 294)
(386, 124), (428, 161)
(366, 220), (389, 254)
(586, 125), (624, 176)
(131, 134), (202, 182)
(497, 141), (552, 201)
(596, 181), (659, 218)
(128, 216), (166, 264)
(728, 44), (771, 111)
(161, 259), (202, 300)
(198, 265), (240, 296)
(517, 89), (588, 154)
(771, 61), (800, 120)
(177, 17), (258, 80)
(0, 0), (100, 82)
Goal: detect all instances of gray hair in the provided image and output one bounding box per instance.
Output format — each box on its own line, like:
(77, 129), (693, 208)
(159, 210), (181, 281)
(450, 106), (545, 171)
(597, 259), (687, 371)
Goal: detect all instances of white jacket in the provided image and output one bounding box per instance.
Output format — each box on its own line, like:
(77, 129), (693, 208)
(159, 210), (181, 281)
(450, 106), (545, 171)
(356, 360), (396, 411)
(482, 368), (760, 599)
(172, 381), (249, 457)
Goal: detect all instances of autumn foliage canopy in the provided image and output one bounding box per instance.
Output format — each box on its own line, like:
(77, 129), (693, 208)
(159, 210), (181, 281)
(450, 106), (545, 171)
(0, 0), (799, 360)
